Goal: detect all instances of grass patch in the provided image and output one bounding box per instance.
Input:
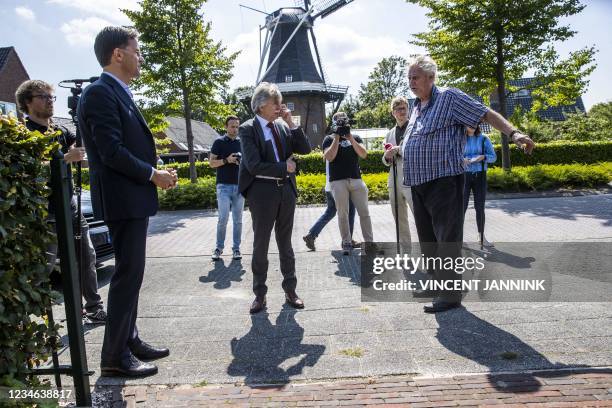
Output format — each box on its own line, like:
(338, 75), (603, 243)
(339, 347), (365, 358)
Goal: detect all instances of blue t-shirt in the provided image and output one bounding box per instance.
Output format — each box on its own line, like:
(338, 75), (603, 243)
(211, 136), (241, 185)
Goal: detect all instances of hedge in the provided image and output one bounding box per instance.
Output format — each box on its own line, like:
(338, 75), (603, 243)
(78, 140), (612, 183)
(157, 162), (612, 210)
(0, 115), (60, 389)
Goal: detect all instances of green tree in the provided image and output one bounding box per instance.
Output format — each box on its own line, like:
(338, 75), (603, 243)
(354, 101), (395, 129)
(408, 0), (596, 170)
(358, 56), (409, 109)
(124, 0), (237, 183)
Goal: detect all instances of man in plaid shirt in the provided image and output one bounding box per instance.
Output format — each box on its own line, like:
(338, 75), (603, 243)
(403, 55), (535, 313)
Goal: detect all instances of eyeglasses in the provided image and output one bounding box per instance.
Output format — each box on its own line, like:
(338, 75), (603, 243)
(32, 94), (56, 102)
(393, 106), (408, 112)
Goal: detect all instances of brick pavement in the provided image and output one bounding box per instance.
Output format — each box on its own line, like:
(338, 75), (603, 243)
(94, 369), (612, 407)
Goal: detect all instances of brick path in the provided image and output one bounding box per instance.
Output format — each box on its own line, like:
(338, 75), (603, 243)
(95, 369), (612, 407)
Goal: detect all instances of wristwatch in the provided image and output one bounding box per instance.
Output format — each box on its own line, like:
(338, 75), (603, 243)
(509, 129), (519, 141)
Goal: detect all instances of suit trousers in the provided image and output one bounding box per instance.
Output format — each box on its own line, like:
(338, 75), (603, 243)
(102, 217), (148, 364)
(248, 180), (297, 298)
(411, 174), (464, 303)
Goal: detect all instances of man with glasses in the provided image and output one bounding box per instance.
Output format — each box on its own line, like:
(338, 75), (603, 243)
(382, 96), (413, 250)
(15, 79), (107, 324)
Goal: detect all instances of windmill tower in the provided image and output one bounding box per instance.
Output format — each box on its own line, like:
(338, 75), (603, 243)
(240, 0), (353, 146)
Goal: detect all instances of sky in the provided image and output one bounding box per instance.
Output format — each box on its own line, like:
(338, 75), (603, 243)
(1, 0), (611, 118)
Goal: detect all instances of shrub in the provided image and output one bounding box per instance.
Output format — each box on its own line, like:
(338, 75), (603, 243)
(0, 115), (59, 387)
(156, 162), (611, 210)
(292, 141), (612, 173)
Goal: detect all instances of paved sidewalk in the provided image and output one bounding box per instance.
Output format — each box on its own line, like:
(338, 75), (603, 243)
(48, 195), (611, 406)
(97, 369), (612, 407)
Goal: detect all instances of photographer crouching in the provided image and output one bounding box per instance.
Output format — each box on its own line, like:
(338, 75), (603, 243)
(322, 112), (373, 255)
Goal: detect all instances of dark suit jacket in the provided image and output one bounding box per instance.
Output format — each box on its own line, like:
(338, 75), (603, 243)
(238, 117), (311, 197)
(77, 73), (158, 222)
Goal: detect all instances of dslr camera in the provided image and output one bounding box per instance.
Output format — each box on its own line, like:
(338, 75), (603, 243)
(331, 117), (351, 137)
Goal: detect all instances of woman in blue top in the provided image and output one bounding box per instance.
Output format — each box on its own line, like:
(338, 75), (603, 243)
(463, 125), (497, 247)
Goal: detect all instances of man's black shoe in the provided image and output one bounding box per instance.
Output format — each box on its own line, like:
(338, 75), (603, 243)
(303, 234), (316, 251)
(250, 296), (266, 314)
(101, 354), (158, 378)
(285, 291), (305, 309)
(423, 300), (462, 313)
(130, 341), (169, 361)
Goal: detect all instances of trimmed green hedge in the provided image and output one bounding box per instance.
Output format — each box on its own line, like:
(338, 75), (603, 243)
(78, 140), (612, 183)
(157, 162), (612, 210)
(0, 115), (59, 388)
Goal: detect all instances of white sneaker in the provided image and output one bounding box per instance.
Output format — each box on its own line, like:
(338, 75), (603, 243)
(212, 248), (222, 261)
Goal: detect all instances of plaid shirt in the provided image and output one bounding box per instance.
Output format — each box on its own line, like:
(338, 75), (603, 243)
(402, 85), (488, 186)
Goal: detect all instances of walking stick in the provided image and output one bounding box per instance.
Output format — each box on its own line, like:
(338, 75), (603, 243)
(385, 144), (400, 253)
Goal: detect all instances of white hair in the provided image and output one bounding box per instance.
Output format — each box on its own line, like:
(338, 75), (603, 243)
(408, 55), (437, 80)
(251, 82), (282, 113)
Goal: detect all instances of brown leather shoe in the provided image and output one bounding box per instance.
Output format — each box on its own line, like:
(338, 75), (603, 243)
(285, 291), (305, 309)
(249, 296), (266, 314)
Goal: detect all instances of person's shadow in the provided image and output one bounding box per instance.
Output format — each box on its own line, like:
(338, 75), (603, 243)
(199, 259), (246, 290)
(433, 307), (596, 391)
(227, 304), (326, 385)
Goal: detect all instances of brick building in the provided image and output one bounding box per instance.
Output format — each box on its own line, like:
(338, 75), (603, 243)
(0, 47), (30, 115)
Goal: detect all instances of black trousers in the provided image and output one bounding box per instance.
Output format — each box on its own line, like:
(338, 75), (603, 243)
(247, 180), (297, 298)
(411, 174), (464, 302)
(463, 171), (487, 233)
(102, 217), (148, 364)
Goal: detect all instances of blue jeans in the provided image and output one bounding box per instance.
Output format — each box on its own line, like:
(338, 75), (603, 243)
(216, 184), (244, 251)
(309, 191), (355, 238)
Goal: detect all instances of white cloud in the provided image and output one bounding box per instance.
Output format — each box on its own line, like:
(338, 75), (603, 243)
(47, 0), (138, 24)
(227, 22), (417, 95)
(61, 17), (113, 47)
(15, 6), (36, 22)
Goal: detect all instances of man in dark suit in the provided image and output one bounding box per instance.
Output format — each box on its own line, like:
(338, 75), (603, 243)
(78, 26), (177, 377)
(238, 82), (312, 314)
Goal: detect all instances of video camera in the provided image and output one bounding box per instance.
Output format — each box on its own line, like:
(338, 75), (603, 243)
(331, 117), (351, 137)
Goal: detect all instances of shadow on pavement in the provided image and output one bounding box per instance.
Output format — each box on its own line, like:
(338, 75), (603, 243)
(331, 250), (361, 285)
(227, 304), (325, 385)
(199, 259), (246, 289)
(434, 307), (594, 391)
(487, 195), (612, 226)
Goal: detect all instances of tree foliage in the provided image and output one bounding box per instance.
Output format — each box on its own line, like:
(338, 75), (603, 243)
(358, 56), (409, 109)
(124, 0), (237, 182)
(407, 0), (596, 169)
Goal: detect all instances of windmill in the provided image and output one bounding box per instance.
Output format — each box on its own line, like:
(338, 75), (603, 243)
(239, 0), (354, 146)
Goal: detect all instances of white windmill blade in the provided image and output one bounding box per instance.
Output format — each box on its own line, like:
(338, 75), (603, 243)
(311, 0), (354, 19)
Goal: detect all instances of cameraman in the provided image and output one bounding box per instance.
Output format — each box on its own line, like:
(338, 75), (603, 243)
(209, 115), (244, 261)
(322, 112), (373, 255)
(16, 79), (106, 323)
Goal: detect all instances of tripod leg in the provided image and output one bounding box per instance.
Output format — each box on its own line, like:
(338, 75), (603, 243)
(46, 305), (62, 388)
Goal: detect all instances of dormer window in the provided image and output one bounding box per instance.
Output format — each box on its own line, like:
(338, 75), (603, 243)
(285, 75), (293, 83)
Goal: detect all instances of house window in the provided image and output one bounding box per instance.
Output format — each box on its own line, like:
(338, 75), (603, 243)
(312, 123), (318, 134)
(517, 89), (530, 97)
(285, 74), (293, 83)
(286, 102), (295, 112)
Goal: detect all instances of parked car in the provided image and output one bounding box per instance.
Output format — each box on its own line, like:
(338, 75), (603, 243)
(80, 190), (114, 264)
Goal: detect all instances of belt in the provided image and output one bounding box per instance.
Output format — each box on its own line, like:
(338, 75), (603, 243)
(255, 175), (289, 186)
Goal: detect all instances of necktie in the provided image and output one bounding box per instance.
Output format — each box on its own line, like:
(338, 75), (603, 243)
(267, 122), (285, 161)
